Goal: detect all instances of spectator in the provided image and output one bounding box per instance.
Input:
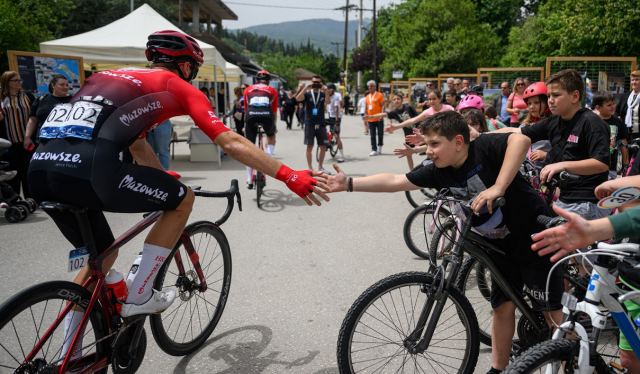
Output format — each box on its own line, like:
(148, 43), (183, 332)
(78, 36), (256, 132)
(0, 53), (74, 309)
(146, 120), (172, 170)
(453, 78), (463, 94)
(461, 79), (470, 95)
(232, 86), (245, 136)
(326, 83), (345, 162)
(444, 89), (458, 108)
(445, 77), (455, 92)
(364, 80), (386, 156)
(492, 81), (511, 126)
(295, 76), (329, 172)
(278, 85), (287, 122)
(521, 82), (552, 166)
(617, 70), (640, 137)
(593, 92), (628, 178)
(506, 77), (527, 127)
(485, 106), (506, 132)
(217, 86), (226, 117)
(462, 108), (488, 133)
(0, 71), (35, 198)
(24, 74), (72, 151)
(356, 91), (368, 135)
(199, 87), (215, 109)
(283, 89), (297, 130)
(584, 79), (594, 108)
(343, 93), (352, 115)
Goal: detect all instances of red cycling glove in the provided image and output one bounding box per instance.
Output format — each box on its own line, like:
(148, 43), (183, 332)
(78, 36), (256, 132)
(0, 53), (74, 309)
(275, 165), (316, 199)
(166, 170), (181, 179)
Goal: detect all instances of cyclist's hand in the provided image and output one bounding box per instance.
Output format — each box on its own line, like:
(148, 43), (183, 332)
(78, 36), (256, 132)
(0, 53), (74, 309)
(23, 137), (35, 151)
(531, 205), (590, 262)
(540, 162), (566, 183)
(166, 170), (181, 179)
(328, 164), (348, 192)
(471, 185), (504, 215)
(394, 144), (413, 158)
(275, 165), (330, 206)
(405, 133), (424, 146)
(529, 150), (547, 162)
(385, 125), (395, 133)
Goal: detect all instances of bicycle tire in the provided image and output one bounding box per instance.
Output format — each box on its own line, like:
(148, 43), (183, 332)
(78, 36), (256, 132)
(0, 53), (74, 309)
(403, 204), (451, 260)
(0, 281), (109, 373)
(336, 271), (479, 374)
(329, 140), (339, 158)
(405, 188), (437, 208)
(256, 171), (265, 208)
(428, 217), (456, 264)
(503, 338), (611, 374)
(150, 221), (232, 356)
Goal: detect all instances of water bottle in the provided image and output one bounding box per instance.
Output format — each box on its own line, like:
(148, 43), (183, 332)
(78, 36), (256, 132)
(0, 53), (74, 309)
(125, 252), (143, 289)
(105, 269), (128, 314)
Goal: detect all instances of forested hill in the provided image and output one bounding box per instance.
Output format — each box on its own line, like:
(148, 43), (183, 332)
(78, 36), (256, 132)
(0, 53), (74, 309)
(231, 18), (369, 54)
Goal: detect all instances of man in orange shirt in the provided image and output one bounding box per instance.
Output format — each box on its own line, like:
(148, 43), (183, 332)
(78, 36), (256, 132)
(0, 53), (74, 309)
(364, 80), (385, 156)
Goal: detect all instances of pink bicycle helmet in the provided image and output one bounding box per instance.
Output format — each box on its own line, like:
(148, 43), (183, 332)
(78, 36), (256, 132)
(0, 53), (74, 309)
(456, 94), (484, 112)
(522, 82), (548, 101)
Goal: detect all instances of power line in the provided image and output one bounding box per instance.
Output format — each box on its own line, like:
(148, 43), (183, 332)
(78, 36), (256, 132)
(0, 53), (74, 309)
(225, 1), (338, 11)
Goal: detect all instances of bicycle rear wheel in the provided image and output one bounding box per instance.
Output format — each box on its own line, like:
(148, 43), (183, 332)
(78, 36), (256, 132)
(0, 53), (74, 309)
(403, 204), (451, 260)
(150, 221), (232, 356)
(256, 171), (266, 208)
(405, 188), (437, 208)
(337, 271), (479, 373)
(0, 281), (108, 373)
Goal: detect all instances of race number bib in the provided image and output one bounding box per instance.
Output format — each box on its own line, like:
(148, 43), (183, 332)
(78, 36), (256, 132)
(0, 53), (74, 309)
(68, 247), (89, 272)
(40, 101), (103, 140)
(597, 187), (640, 209)
(249, 96), (270, 107)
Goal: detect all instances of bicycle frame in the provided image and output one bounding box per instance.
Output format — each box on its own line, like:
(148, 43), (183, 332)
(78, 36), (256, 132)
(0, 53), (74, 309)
(547, 242), (640, 374)
(27, 182), (240, 373)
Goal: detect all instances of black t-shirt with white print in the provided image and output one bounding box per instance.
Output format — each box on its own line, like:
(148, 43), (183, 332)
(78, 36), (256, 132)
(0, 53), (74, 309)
(520, 108), (610, 203)
(406, 133), (549, 239)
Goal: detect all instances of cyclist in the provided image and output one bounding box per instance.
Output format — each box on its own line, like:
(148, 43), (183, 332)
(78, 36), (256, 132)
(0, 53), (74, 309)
(326, 83), (345, 162)
(327, 111), (563, 374)
(28, 30), (329, 354)
(520, 81), (552, 166)
(531, 175), (640, 372)
(243, 69), (279, 188)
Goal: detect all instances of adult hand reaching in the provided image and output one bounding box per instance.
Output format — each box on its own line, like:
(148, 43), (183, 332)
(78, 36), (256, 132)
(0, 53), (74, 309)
(327, 164), (348, 192)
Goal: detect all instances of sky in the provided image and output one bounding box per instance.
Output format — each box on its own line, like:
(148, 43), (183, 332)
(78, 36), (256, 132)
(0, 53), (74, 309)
(223, 0), (399, 29)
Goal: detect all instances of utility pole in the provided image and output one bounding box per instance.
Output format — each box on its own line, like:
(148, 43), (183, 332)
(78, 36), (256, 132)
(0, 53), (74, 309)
(343, 0), (349, 87)
(130, 0), (134, 12)
(357, 0), (363, 90)
(372, 0), (378, 84)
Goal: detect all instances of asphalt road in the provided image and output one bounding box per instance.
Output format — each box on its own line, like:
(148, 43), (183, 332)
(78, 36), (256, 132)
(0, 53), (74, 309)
(0, 114), (492, 373)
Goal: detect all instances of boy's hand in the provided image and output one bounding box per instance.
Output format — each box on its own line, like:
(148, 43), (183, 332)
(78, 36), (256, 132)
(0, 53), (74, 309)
(471, 185), (505, 215)
(328, 164), (348, 192)
(531, 205), (589, 262)
(394, 144), (413, 158)
(540, 162), (567, 183)
(529, 150), (547, 162)
(405, 133), (424, 146)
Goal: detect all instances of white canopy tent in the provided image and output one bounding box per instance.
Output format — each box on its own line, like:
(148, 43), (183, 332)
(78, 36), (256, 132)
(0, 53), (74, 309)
(39, 3), (228, 81)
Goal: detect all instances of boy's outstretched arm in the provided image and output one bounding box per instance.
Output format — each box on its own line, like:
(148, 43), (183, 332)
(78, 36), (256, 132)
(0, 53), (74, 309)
(471, 133), (531, 214)
(328, 164), (420, 193)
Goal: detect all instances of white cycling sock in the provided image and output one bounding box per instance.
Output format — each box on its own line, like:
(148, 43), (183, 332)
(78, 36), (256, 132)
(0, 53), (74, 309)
(60, 310), (84, 360)
(339, 149), (344, 158)
(246, 167), (253, 184)
(266, 144), (274, 155)
(125, 243), (171, 305)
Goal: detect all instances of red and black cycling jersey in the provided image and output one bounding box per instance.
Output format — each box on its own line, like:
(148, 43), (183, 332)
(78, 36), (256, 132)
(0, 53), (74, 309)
(243, 83), (278, 115)
(39, 67), (230, 148)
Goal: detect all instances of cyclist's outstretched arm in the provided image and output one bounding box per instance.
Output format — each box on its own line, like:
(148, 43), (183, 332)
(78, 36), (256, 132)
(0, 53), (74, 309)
(215, 131), (330, 206)
(492, 126), (521, 134)
(327, 164), (419, 193)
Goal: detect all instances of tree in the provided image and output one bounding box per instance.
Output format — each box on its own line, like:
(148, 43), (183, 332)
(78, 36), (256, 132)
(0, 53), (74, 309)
(375, 0), (501, 80)
(502, 0), (640, 67)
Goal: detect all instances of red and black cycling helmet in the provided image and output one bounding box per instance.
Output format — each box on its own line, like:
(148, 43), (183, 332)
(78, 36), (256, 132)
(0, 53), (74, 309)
(145, 30), (204, 81)
(255, 70), (271, 82)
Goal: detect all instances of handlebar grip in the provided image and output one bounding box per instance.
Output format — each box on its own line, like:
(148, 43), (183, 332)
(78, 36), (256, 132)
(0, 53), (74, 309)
(494, 197), (506, 208)
(558, 171), (580, 182)
(537, 215), (566, 228)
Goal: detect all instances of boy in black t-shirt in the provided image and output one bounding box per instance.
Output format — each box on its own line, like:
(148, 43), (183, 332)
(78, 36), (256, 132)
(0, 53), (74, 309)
(593, 92), (628, 178)
(327, 111), (562, 374)
(497, 69), (611, 219)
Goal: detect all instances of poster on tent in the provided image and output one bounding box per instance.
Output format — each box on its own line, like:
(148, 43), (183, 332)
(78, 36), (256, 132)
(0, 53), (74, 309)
(7, 50), (84, 97)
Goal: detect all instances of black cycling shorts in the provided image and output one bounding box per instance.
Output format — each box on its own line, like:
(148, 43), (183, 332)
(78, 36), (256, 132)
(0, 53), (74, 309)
(326, 117), (341, 134)
(245, 109), (276, 145)
(304, 123), (328, 146)
(485, 233), (563, 312)
(28, 138), (188, 253)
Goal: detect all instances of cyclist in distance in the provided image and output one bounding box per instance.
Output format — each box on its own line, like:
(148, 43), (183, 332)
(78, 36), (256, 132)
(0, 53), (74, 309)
(243, 69), (279, 188)
(28, 30), (329, 335)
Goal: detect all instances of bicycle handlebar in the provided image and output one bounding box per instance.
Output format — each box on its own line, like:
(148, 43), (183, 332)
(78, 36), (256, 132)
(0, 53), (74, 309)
(536, 215), (566, 228)
(193, 179), (242, 226)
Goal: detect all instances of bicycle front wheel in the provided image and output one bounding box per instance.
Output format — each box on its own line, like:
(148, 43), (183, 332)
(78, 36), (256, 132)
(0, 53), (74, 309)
(503, 338), (610, 374)
(256, 171), (265, 208)
(0, 281), (109, 373)
(337, 272), (479, 374)
(405, 188), (437, 208)
(150, 221), (232, 356)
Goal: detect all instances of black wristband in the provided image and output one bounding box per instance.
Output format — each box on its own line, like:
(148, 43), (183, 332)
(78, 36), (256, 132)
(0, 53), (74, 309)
(347, 177), (353, 192)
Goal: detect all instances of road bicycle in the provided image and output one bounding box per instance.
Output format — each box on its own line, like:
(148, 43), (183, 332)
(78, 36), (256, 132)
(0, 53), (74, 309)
(504, 239), (640, 373)
(250, 123), (267, 208)
(337, 190), (564, 373)
(0, 180), (241, 373)
(316, 124), (338, 162)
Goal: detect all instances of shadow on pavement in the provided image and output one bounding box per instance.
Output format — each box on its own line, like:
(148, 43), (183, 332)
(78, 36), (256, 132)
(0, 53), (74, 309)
(173, 325), (321, 374)
(256, 189), (310, 213)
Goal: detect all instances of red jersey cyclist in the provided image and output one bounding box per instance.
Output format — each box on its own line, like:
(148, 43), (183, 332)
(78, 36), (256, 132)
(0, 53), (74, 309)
(28, 30), (329, 325)
(243, 70), (279, 188)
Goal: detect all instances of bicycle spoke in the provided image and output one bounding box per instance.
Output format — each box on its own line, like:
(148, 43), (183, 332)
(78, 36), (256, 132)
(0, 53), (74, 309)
(0, 341), (22, 366)
(44, 299), (64, 359)
(11, 320), (26, 361)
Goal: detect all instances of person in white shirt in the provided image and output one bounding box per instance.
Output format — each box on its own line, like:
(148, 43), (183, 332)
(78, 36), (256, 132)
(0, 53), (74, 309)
(357, 92), (368, 135)
(326, 84), (345, 162)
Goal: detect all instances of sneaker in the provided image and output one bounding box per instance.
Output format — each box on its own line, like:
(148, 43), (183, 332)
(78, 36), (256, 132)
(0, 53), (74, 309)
(377, 147), (383, 155)
(247, 183), (253, 190)
(121, 289), (176, 317)
(369, 150), (377, 156)
(336, 156), (345, 163)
